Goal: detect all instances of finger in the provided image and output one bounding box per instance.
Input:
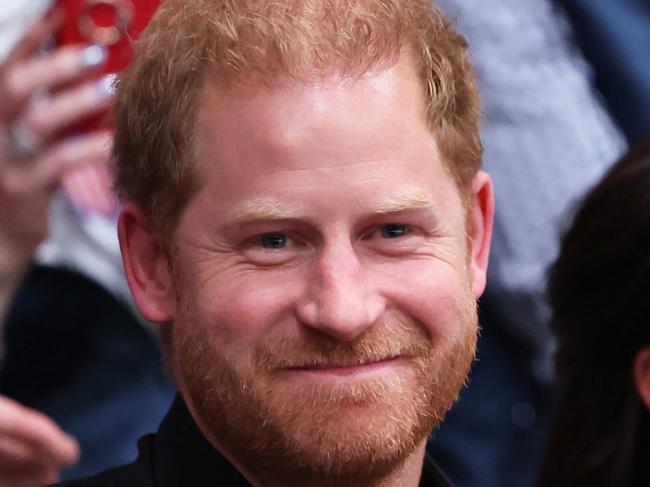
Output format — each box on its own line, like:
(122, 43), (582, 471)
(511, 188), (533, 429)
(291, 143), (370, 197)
(20, 74), (115, 143)
(0, 434), (33, 466)
(0, 398), (78, 466)
(0, 429), (65, 471)
(2, 46), (108, 121)
(3, 8), (64, 67)
(62, 161), (117, 214)
(0, 465), (58, 487)
(0, 441), (60, 487)
(0, 131), (112, 207)
(25, 131), (114, 193)
(0, 397), (79, 467)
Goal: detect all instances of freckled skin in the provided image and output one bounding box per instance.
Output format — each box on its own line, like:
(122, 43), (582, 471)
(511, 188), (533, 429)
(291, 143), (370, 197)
(125, 52), (493, 486)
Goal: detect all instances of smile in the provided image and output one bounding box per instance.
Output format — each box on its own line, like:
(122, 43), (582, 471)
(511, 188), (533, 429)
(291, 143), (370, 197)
(284, 357), (404, 379)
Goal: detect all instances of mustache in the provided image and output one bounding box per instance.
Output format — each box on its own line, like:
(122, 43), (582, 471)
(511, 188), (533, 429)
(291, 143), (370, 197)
(254, 320), (432, 370)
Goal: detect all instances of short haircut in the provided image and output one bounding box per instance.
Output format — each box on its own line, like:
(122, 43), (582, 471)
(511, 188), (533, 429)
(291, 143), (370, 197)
(114, 0), (482, 237)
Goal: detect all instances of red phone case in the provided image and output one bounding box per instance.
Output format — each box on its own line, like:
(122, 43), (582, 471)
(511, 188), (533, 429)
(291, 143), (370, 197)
(56, 0), (161, 131)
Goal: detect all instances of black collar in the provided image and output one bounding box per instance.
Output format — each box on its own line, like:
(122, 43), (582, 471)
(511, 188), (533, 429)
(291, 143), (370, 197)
(147, 395), (452, 486)
(150, 396), (249, 486)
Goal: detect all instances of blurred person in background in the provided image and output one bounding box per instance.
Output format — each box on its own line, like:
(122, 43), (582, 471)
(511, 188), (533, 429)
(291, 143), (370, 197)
(557, 0), (650, 144)
(429, 0), (627, 485)
(0, 2), (173, 484)
(536, 138), (650, 487)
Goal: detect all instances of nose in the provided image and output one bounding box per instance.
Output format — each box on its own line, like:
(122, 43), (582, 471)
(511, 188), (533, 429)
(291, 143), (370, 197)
(295, 239), (384, 342)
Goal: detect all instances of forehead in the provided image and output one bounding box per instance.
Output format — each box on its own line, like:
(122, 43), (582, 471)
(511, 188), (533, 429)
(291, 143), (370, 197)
(197, 53), (432, 164)
(188, 52), (462, 221)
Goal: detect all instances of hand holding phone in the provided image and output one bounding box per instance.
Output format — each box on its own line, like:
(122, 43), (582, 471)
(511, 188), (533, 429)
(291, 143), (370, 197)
(0, 11), (114, 280)
(57, 0), (161, 132)
(55, 0), (161, 214)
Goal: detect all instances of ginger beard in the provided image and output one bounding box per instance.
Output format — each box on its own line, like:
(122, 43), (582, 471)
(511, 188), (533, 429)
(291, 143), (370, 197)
(171, 288), (478, 483)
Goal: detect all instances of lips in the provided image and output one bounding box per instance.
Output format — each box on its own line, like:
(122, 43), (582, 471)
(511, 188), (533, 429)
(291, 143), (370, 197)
(254, 322), (431, 374)
(285, 356), (402, 371)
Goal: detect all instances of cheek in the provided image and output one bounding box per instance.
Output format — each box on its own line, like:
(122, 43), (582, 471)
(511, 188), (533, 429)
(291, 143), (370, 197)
(189, 269), (303, 344)
(377, 260), (472, 342)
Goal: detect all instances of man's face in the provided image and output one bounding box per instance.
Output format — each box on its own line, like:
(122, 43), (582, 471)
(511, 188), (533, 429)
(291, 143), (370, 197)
(165, 55), (487, 481)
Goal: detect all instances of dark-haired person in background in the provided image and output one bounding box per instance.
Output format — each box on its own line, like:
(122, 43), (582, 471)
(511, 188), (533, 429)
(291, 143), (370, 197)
(536, 138), (650, 487)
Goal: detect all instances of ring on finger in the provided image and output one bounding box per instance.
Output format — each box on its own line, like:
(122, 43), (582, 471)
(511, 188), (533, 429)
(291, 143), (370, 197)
(7, 119), (41, 160)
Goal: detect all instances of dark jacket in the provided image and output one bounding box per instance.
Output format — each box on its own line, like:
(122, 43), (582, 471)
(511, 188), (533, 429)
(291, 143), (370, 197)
(52, 396), (453, 486)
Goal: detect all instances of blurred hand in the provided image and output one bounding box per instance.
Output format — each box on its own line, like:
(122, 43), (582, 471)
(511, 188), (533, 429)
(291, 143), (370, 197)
(0, 395), (79, 487)
(0, 10), (114, 275)
(61, 156), (117, 216)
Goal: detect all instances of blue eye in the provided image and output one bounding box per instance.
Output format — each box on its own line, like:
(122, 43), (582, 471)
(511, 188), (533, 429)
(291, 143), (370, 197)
(380, 224), (408, 238)
(261, 233), (287, 249)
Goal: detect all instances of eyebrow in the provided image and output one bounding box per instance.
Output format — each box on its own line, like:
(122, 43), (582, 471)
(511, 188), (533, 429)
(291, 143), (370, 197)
(230, 188), (438, 225)
(370, 189), (437, 214)
(231, 199), (303, 224)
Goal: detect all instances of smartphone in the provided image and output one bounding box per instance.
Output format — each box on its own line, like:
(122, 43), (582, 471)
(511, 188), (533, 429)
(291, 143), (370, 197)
(56, 0), (161, 132)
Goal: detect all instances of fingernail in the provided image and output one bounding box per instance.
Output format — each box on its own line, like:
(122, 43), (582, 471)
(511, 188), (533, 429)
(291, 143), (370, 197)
(80, 45), (107, 69)
(95, 73), (118, 99)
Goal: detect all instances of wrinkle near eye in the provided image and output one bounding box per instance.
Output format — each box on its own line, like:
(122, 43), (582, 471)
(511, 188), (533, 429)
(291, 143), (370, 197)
(418, 237), (464, 268)
(174, 239), (241, 278)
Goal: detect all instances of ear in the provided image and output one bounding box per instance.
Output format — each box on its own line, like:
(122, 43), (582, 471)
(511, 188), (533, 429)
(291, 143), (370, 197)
(467, 170), (494, 299)
(118, 202), (176, 323)
(633, 347), (650, 409)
